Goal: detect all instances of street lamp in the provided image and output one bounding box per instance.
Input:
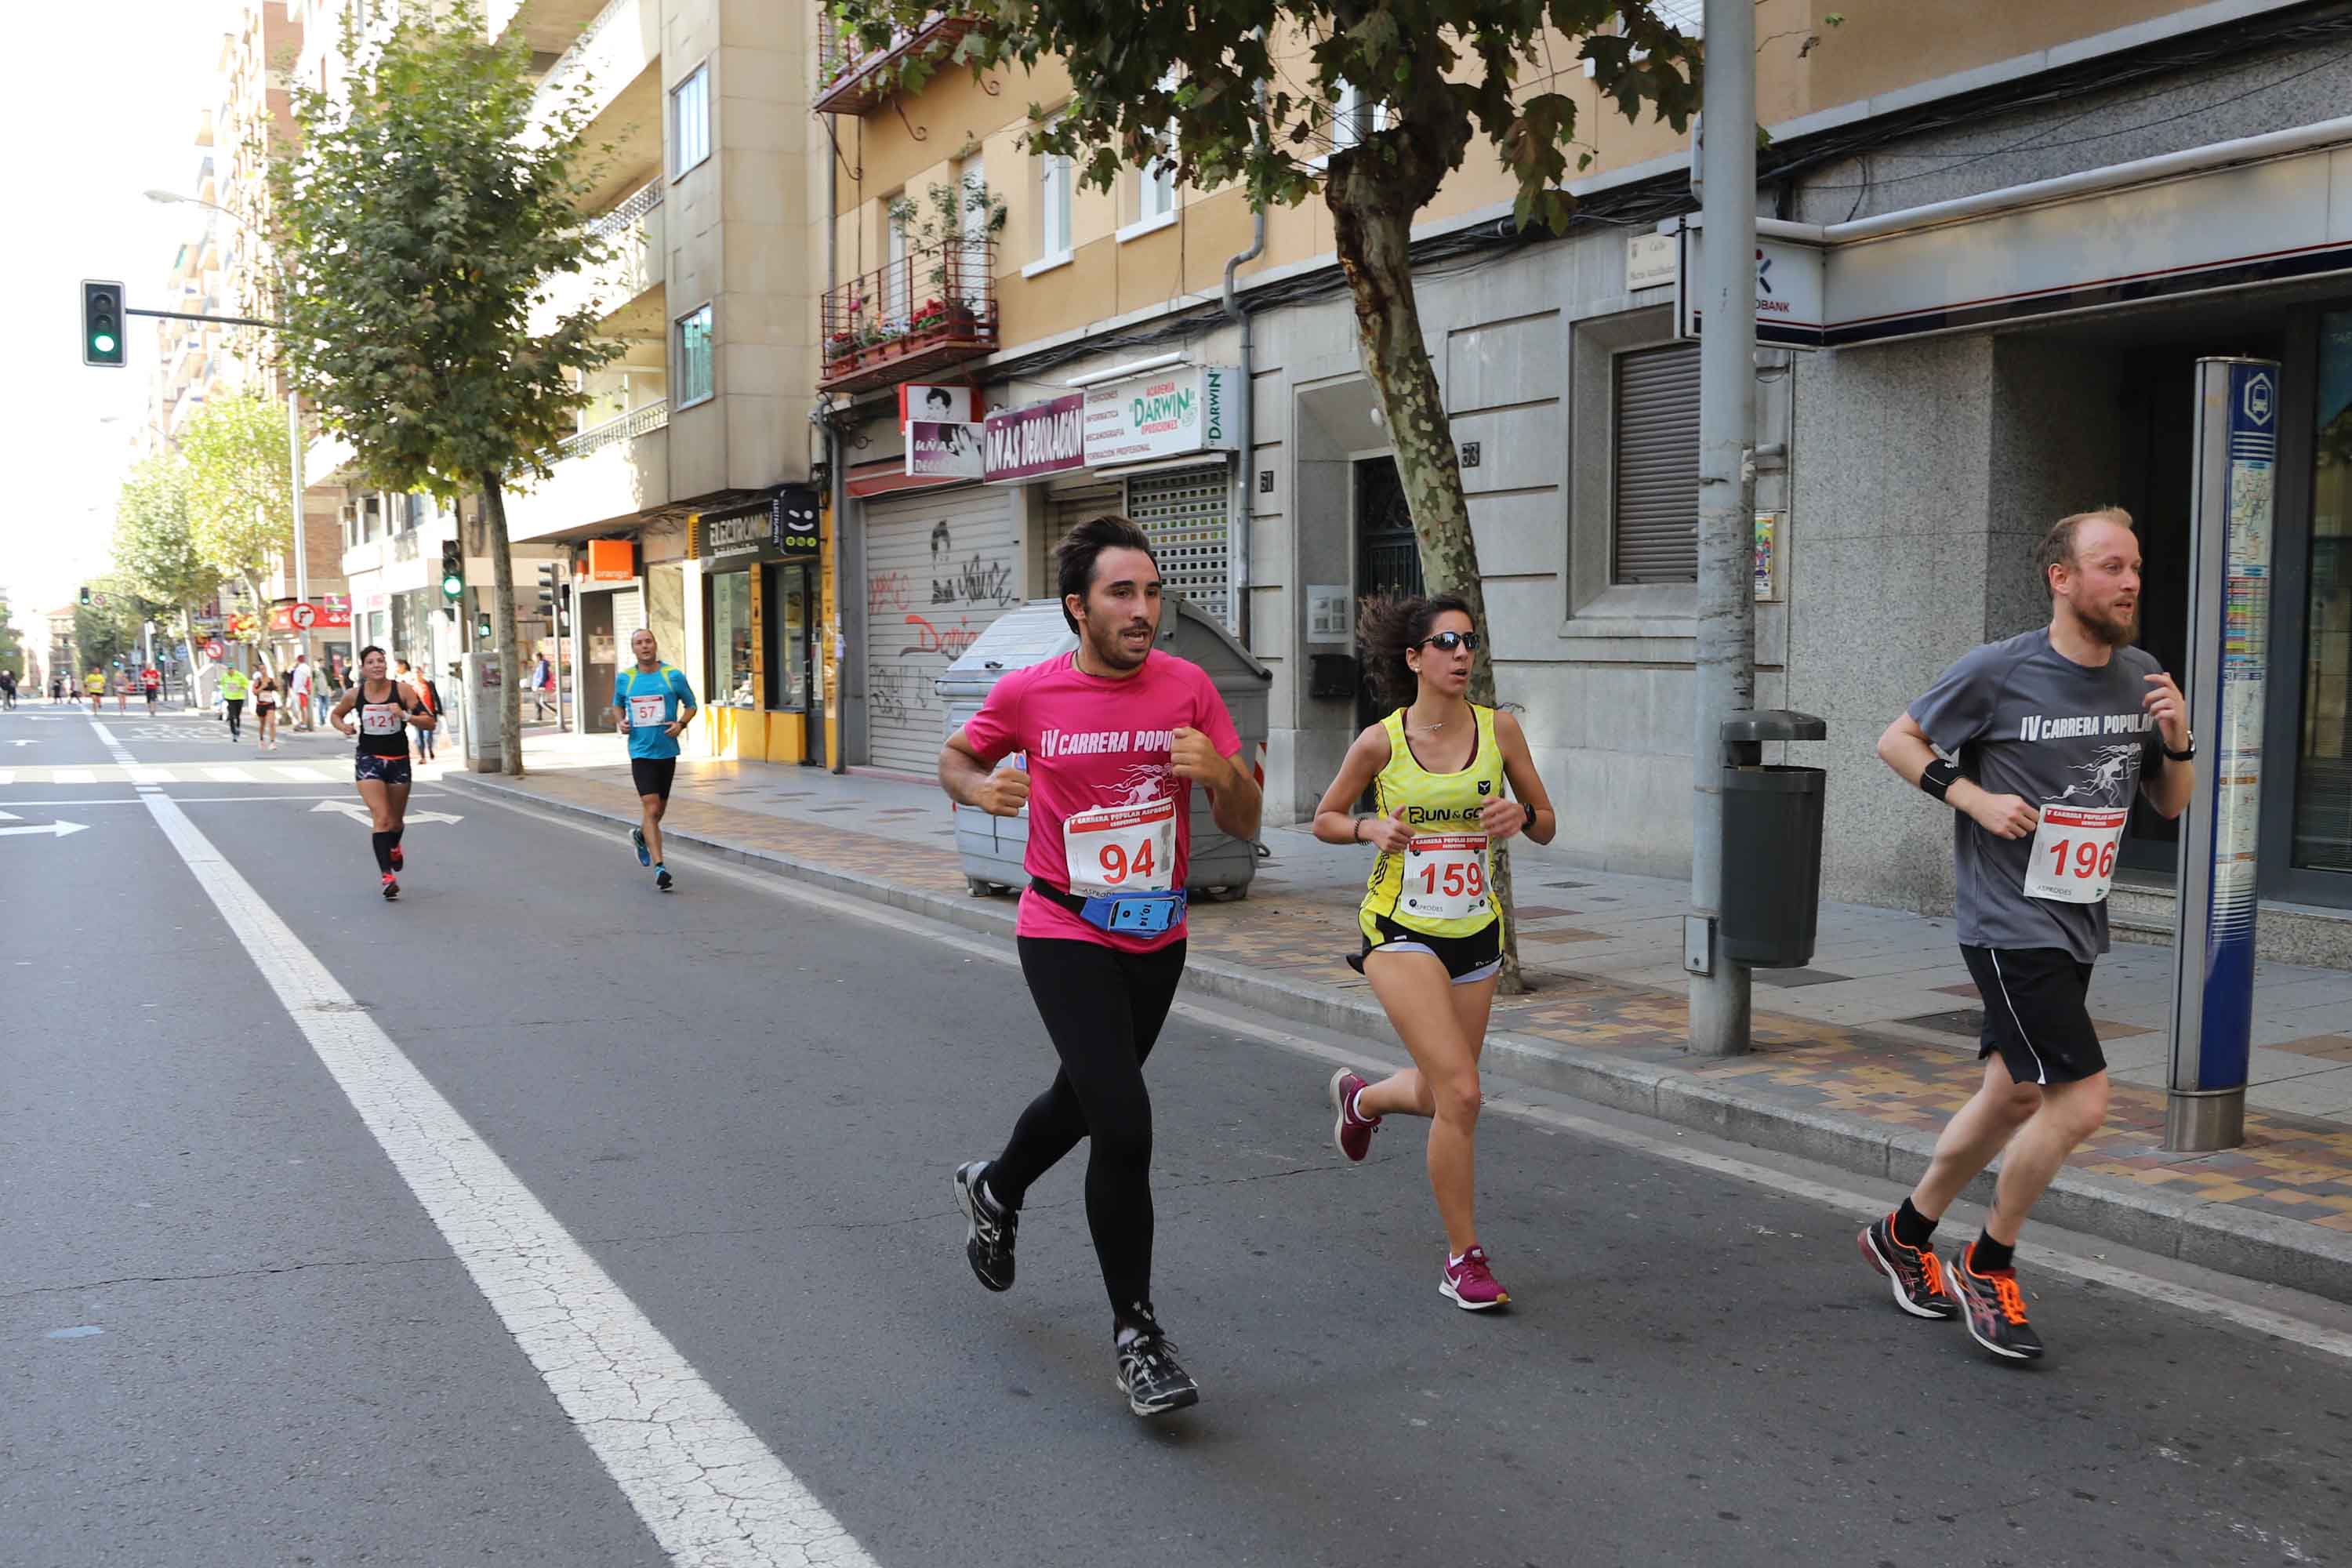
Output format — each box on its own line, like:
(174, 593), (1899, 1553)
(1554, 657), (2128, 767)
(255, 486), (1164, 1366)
(144, 187), (310, 652)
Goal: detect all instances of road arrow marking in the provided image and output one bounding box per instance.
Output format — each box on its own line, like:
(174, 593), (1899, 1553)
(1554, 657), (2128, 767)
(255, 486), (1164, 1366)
(309, 799), (463, 825)
(9, 739), (36, 746)
(0, 820), (89, 839)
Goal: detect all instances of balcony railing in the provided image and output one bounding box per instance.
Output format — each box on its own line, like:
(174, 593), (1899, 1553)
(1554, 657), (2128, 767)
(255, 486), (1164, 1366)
(557, 397), (669, 460)
(586, 178), (663, 243)
(820, 238), (996, 394)
(814, 9), (977, 115)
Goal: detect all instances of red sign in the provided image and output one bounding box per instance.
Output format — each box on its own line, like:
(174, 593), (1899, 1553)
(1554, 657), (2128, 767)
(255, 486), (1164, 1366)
(291, 603), (318, 629)
(204, 640), (227, 660)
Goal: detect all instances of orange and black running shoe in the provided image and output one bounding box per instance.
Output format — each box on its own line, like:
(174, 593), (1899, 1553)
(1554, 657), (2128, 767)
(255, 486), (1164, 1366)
(1949, 1242), (2045, 1361)
(1859, 1214), (1956, 1319)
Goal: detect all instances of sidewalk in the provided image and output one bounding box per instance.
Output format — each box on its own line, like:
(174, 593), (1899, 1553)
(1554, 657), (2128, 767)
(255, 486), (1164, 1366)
(445, 735), (2352, 1305)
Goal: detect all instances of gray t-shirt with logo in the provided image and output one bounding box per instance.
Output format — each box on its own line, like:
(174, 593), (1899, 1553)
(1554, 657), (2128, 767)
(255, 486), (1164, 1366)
(1909, 628), (2166, 964)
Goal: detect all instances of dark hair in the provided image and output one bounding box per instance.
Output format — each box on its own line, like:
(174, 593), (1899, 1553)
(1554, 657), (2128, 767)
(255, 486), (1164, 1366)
(1054, 514), (1158, 632)
(1356, 592), (1475, 708)
(2037, 506), (2132, 598)
(358, 644), (386, 663)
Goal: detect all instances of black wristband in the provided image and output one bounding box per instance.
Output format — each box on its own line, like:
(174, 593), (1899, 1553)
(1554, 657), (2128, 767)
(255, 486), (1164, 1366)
(1920, 757), (1962, 803)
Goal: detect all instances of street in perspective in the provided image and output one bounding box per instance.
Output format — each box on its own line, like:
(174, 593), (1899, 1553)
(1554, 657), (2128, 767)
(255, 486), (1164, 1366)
(14, 0), (2352, 1564)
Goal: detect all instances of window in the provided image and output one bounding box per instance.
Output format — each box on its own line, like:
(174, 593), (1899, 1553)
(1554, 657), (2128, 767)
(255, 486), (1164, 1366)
(953, 158), (989, 308)
(1134, 74), (1178, 227)
(764, 562), (813, 711)
(1039, 146), (1072, 260)
(1328, 81), (1385, 157)
(671, 64), (710, 177)
(1610, 342), (1702, 585)
(885, 198), (910, 328)
(708, 570), (754, 708)
(674, 305), (713, 407)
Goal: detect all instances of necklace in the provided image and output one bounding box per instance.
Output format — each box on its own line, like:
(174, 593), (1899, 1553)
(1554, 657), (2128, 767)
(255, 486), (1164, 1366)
(1404, 719), (1446, 734)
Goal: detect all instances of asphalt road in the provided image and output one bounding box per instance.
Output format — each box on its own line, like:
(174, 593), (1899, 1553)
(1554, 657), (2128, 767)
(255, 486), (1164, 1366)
(5, 702), (2350, 1567)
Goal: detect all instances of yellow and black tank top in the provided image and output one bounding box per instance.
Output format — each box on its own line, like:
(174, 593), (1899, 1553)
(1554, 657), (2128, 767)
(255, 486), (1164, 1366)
(1360, 704), (1507, 942)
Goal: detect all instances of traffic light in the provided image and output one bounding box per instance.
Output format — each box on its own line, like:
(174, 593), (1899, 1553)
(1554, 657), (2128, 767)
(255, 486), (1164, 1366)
(535, 562), (559, 616)
(81, 280), (126, 368)
(476, 614), (493, 643)
(440, 540), (465, 601)
(78, 586), (91, 606)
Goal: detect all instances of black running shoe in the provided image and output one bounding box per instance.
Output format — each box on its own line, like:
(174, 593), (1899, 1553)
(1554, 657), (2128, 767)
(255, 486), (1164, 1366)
(1114, 1316), (1200, 1417)
(953, 1161), (1016, 1292)
(1859, 1214), (1957, 1319)
(656, 868), (674, 892)
(1950, 1243), (2045, 1362)
(380, 873), (399, 902)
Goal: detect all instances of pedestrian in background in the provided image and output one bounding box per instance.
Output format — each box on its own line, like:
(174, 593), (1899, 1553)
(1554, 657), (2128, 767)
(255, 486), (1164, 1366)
(531, 651), (554, 721)
(289, 653), (316, 730)
(402, 659), (442, 762)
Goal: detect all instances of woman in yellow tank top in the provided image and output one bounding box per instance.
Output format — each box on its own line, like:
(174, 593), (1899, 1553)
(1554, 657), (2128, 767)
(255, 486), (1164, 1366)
(1311, 593), (1557, 1311)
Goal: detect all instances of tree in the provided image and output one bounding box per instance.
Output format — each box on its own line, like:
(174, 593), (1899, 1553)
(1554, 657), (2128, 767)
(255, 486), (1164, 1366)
(0, 597), (24, 684)
(180, 390), (294, 677)
(838, 0), (1699, 984)
(111, 454), (219, 684)
(74, 577), (156, 678)
(270, 2), (619, 775)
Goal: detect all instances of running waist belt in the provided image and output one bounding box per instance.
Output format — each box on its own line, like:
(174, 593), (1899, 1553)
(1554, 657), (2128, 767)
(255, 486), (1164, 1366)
(1029, 877), (1188, 936)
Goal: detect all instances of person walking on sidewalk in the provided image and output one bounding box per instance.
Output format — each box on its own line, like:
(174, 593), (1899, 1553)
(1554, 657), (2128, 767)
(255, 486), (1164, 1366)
(611, 629), (695, 892)
(288, 653), (315, 731)
(940, 515), (1260, 1418)
(1311, 594), (1557, 1312)
(1864, 507), (2194, 1361)
(332, 644), (433, 901)
(397, 660), (441, 763)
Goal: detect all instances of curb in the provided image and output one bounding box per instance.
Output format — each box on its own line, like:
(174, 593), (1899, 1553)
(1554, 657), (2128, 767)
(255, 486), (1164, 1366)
(448, 772), (2352, 1308)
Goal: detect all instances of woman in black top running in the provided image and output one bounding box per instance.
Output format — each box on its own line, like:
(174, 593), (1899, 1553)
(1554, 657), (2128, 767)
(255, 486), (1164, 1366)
(331, 645), (430, 900)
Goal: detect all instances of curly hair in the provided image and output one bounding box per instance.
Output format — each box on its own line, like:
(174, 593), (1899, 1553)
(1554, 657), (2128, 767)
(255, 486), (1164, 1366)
(1356, 592), (1474, 709)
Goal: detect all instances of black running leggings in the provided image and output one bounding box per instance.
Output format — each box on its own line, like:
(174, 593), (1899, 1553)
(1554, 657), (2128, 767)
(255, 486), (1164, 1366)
(989, 936), (1187, 1324)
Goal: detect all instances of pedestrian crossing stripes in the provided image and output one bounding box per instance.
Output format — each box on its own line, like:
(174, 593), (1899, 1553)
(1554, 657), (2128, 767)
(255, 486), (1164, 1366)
(0, 762), (387, 786)
(205, 767), (253, 782)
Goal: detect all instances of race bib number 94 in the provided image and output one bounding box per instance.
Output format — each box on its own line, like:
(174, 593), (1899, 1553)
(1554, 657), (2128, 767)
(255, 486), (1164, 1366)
(2024, 805), (2128, 905)
(1063, 796), (1178, 897)
(628, 694), (668, 729)
(1401, 834), (1492, 922)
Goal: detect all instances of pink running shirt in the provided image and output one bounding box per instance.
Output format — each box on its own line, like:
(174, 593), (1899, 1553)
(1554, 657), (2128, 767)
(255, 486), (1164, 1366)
(958, 649), (1242, 953)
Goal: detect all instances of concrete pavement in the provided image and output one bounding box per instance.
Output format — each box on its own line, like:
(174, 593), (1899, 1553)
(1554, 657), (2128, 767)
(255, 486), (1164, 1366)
(9, 704), (2352, 1566)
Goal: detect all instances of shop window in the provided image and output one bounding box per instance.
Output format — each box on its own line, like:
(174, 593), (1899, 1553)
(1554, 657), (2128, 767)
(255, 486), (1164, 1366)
(765, 562), (812, 711)
(2298, 310), (2352, 871)
(1610, 341), (1701, 585)
(708, 569), (755, 708)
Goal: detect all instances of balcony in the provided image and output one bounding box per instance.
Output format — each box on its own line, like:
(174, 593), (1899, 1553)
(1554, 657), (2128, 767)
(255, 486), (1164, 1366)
(535, 180), (665, 332)
(820, 240), (996, 394)
(532, 0), (652, 132)
(814, 9), (977, 116)
(503, 399), (671, 543)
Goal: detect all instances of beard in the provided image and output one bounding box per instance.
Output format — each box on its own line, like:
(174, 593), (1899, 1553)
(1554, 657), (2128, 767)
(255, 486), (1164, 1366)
(2083, 601), (2139, 647)
(1084, 619), (1152, 671)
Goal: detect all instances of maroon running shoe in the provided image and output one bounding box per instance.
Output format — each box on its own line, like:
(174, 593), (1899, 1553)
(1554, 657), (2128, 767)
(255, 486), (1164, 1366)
(1329, 1069), (1381, 1163)
(1440, 1246), (1511, 1312)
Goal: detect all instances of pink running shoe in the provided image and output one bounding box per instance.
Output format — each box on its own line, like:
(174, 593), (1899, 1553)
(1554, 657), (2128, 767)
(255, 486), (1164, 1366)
(1329, 1069), (1381, 1162)
(1440, 1246), (1511, 1311)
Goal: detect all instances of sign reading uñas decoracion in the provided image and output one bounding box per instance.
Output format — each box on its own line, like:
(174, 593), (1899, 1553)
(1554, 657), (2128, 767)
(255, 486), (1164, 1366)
(1083, 365), (1241, 467)
(984, 393), (1087, 484)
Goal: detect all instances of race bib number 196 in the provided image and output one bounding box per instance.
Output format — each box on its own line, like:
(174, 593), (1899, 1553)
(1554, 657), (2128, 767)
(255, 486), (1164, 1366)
(2024, 805), (2128, 905)
(1063, 796), (1178, 897)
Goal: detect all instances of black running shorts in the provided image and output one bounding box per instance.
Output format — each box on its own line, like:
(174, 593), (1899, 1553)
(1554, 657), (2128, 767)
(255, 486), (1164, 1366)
(1350, 913), (1503, 985)
(631, 757), (678, 802)
(1959, 944), (2108, 1087)
(354, 755), (413, 786)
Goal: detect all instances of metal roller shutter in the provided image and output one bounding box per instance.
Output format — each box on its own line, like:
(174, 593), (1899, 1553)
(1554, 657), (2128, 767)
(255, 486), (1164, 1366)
(862, 486), (1019, 774)
(1049, 481), (1124, 538)
(1611, 343), (1702, 585)
(1124, 464), (1233, 630)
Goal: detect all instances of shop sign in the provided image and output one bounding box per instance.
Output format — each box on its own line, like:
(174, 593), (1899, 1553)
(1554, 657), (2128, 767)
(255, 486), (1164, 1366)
(899, 383), (976, 423)
(582, 539), (637, 583)
(691, 488), (822, 562)
(361, 591), (390, 612)
(983, 394), (1087, 484)
(906, 420), (985, 480)
(777, 485), (820, 554)
(1083, 364), (1241, 467)
(267, 600), (354, 633)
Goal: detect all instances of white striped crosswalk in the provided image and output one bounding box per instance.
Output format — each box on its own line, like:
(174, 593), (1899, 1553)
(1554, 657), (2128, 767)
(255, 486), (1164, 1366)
(204, 766), (254, 782)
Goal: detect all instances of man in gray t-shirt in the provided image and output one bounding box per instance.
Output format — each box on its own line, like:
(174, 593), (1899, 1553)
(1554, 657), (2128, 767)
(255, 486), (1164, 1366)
(1860, 508), (2194, 1361)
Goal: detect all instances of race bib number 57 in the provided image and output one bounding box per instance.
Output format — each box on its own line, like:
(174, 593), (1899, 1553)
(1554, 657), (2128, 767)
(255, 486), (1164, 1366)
(628, 694), (667, 729)
(2024, 805), (2127, 905)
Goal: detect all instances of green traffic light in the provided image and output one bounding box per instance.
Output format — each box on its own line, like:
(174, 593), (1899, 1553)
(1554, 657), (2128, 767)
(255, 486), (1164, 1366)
(93, 333), (117, 354)
(441, 573), (464, 599)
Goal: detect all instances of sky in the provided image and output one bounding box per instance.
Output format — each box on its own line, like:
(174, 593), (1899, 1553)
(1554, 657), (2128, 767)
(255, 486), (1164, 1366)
(1, 0), (245, 630)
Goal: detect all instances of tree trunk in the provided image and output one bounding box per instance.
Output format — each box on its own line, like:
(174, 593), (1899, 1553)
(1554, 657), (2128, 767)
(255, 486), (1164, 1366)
(1327, 177), (1530, 993)
(177, 606), (199, 708)
(239, 574), (280, 681)
(480, 474), (525, 775)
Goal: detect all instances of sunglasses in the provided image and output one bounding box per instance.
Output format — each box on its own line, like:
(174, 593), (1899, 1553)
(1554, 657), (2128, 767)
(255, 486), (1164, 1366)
(1415, 630), (1482, 654)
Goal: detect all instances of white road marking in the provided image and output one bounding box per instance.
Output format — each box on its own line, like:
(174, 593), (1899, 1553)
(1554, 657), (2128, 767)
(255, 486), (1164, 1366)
(89, 721), (120, 746)
(0, 820), (89, 840)
(0, 771), (12, 786)
(127, 767), (177, 784)
(51, 769), (95, 785)
(204, 767), (254, 782)
(140, 791), (878, 1568)
(273, 764), (329, 782)
(310, 798), (464, 825)
(463, 789), (2352, 1369)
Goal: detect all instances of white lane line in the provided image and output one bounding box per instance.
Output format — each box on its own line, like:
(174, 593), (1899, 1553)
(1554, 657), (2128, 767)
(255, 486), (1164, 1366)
(272, 764), (330, 782)
(127, 767), (178, 784)
(204, 766), (254, 782)
(51, 769), (95, 785)
(0, 770), (12, 786)
(89, 720), (121, 747)
(139, 791), (878, 1568)
(468, 789), (2352, 1369)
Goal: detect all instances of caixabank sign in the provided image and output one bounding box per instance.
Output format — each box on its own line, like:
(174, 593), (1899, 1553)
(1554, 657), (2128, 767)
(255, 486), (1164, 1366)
(1083, 365), (1240, 468)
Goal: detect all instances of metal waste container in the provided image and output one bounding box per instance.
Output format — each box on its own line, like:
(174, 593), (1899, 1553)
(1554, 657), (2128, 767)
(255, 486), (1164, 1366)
(1719, 710), (1828, 968)
(935, 597), (1272, 899)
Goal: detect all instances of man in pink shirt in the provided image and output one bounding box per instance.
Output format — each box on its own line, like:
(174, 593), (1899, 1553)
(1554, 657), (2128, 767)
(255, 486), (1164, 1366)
(939, 514), (1261, 1418)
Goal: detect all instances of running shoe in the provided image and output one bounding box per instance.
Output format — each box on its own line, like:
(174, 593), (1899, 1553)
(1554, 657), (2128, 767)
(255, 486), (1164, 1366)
(632, 826), (651, 867)
(1949, 1243), (2045, 1362)
(1329, 1069), (1381, 1163)
(656, 868), (674, 892)
(1859, 1214), (1957, 1320)
(953, 1161), (1017, 1292)
(1114, 1317), (1200, 1417)
(389, 844), (405, 872)
(380, 873), (400, 902)
(1440, 1246), (1511, 1311)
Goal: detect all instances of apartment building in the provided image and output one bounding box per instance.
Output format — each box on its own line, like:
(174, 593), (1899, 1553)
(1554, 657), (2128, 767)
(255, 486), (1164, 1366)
(815, 0), (2352, 961)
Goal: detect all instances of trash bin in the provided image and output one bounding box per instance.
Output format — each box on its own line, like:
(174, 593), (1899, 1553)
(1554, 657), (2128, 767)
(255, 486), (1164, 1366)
(935, 597), (1272, 899)
(1719, 710), (1828, 968)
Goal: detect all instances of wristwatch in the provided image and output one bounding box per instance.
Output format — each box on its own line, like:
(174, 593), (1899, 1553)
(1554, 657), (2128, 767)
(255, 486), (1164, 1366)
(2163, 730), (2197, 762)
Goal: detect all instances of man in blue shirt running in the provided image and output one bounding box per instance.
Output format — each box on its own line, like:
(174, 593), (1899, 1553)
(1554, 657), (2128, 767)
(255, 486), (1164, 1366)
(611, 628), (698, 891)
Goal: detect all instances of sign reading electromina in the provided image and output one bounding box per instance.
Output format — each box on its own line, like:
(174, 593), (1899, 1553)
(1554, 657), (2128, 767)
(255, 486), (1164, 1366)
(693, 486), (821, 563)
(1083, 364), (1241, 467)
